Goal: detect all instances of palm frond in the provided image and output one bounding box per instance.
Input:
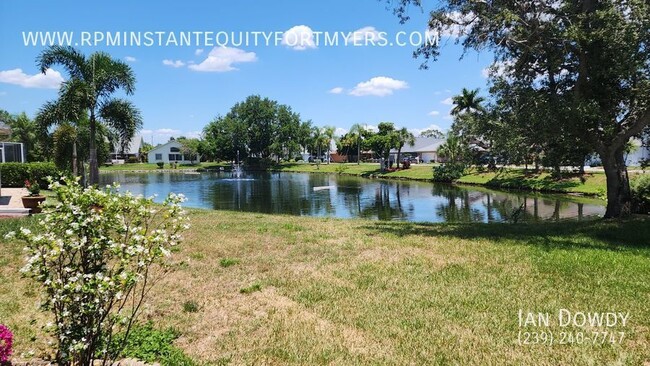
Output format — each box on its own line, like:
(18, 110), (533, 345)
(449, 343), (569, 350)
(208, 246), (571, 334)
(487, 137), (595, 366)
(98, 98), (142, 152)
(37, 46), (86, 78)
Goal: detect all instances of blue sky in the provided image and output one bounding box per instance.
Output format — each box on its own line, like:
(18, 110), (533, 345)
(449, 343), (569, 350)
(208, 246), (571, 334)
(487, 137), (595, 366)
(0, 0), (494, 145)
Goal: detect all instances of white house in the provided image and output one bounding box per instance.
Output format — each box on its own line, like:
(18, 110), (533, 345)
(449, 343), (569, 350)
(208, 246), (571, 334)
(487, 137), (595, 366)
(147, 140), (199, 165)
(390, 137), (446, 163)
(111, 135), (143, 161)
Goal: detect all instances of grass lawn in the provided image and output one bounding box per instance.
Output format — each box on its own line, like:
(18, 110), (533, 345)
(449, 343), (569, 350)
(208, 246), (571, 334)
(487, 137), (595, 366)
(1, 211), (649, 365)
(273, 162), (436, 181)
(456, 168), (609, 195)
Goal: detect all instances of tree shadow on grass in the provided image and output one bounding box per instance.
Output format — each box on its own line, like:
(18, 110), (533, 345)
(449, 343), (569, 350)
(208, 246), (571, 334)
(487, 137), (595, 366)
(361, 217), (650, 253)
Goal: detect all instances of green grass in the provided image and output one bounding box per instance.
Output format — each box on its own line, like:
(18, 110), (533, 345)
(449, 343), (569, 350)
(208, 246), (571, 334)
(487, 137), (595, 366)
(456, 168), (608, 195)
(1, 211), (649, 364)
(273, 162), (435, 181)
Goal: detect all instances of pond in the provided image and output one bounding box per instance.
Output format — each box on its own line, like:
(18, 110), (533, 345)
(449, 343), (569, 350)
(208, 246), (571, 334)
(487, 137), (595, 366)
(99, 171), (606, 223)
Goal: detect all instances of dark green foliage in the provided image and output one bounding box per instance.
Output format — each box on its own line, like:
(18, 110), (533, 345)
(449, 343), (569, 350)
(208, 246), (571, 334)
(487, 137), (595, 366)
(631, 174), (650, 214)
(156, 162), (164, 169)
(108, 323), (199, 366)
(432, 163), (465, 183)
(0, 162), (58, 187)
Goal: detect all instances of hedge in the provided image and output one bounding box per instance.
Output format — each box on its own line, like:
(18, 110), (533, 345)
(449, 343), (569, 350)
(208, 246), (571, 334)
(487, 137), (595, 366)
(0, 162), (59, 187)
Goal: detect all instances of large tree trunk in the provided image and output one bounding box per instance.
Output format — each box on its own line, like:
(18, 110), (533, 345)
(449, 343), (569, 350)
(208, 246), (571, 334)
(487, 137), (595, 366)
(88, 112), (99, 185)
(601, 147), (632, 218)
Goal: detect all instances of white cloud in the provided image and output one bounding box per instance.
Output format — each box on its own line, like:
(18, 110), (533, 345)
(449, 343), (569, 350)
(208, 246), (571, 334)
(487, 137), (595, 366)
(441, 97), (454, 105)
(334, 127), (348, 137)
(409, 124), (445, 137)
(189, 47), (257, 72)
(440, 11), (478, 38)
(156, 128), (181, 135)
(349, 76), (408, 97)
(140, 129), (153, 135)
(344, 26), (381, 45)
(195, 49), (204, 56)
(0, 68), (63, 89)
(162, 59), (186, 68)
(329, 87), (344, 94)
(124, 56), (137, 62)
(428, 110), (441, 117)
(282, 25), (317, 50)
(185, 130), (203, 139)
(482, 60), (513, 79)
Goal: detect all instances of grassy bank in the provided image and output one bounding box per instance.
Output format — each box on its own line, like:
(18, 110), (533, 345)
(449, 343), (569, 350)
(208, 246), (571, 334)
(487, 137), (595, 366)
(272, 162), (613, 196)
(1, 211), (649, 365)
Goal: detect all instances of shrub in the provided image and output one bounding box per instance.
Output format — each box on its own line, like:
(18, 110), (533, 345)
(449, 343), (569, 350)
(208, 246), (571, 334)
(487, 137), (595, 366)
(335, 164), (348, 175)
(156, 162), (164, 169)
(0, 162), (58, 187)
(432, 163), (466, 182)
(6, 177), (189, 366)
(127, 156), (139, 164)
(631, 174), (650, 214)
(0, 325), (12, 364)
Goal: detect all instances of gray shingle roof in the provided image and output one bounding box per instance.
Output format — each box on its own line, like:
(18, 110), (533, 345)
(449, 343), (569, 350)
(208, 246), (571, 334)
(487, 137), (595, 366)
(390, 137), (446, 153)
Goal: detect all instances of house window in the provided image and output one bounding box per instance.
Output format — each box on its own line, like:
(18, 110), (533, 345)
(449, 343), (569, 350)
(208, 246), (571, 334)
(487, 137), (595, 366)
(168, 154), (183, 161)
(155, 153), (162, 160)
(170, 147), (180, 153)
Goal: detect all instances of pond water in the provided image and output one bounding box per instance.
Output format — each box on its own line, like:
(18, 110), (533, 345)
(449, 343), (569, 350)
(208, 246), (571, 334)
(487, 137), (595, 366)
(99, 171), (606, 223)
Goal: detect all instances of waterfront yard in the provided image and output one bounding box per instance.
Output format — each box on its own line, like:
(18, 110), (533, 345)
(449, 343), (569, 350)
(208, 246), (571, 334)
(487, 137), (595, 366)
(1, 211), (649, 365)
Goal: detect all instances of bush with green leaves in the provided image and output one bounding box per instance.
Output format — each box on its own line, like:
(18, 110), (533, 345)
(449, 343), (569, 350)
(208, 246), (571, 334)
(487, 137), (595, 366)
(6, 177), (189, 366)
(631, 174), (650, 214)
(156, 162), (164, 169)
(0, 162), (58, 187)
(432, 163), (466, 183)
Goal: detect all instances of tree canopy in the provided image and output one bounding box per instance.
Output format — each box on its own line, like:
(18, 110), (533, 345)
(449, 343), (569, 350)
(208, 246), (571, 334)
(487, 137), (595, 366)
(388, 0), (650, 217)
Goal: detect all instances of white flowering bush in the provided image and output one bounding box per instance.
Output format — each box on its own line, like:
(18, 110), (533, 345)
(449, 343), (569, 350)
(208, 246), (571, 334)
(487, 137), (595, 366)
(6, 177), (189, 366)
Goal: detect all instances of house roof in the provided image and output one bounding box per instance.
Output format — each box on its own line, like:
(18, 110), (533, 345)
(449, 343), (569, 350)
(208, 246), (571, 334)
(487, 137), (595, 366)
(391, 137), (446, 154)
(148, 140), (182, 153)
(114, 136), (143, 155)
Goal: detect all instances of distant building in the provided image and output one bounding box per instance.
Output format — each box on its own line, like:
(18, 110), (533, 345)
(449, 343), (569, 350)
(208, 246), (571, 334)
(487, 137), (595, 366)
(626, 138), (650, 167)
(110, 135), (144, 161)
(0, 122), (26, 163)
(390, 137), (446, 163)
(147, 140), (199, 165)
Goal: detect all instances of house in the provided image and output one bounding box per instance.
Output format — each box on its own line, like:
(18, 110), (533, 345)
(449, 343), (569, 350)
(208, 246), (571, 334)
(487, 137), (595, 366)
(110, 135), (144, 162)
(390, 137), (446, 163)
(0, 122), (26, 163)
(625, 138), (650, 167)
(147, 140), (199, 165)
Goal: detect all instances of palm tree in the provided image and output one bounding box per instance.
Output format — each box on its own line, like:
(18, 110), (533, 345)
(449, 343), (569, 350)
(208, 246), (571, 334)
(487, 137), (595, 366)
(37, 46), (142, 185)
(437, 132), (466, 163)
(321, 126), (335, 164)
(451, 88), (486, 116)
(395, 127), (415, 169)
(349, 123), (365, 164)
(36, 98), (84, 176)
(7, 112), (39, 161)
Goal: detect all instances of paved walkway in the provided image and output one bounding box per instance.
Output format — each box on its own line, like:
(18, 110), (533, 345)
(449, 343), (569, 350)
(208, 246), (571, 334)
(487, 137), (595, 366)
(0, 187), (32, 217)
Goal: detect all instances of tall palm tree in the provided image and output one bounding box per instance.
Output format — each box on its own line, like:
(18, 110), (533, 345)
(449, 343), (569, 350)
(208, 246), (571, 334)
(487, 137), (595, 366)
(37, 46), (142, 185)
(451, 88), (486, 116)
(321, 126), (335, 164)
(348, 123), (365, 164)
(395, 127), (415, 169)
